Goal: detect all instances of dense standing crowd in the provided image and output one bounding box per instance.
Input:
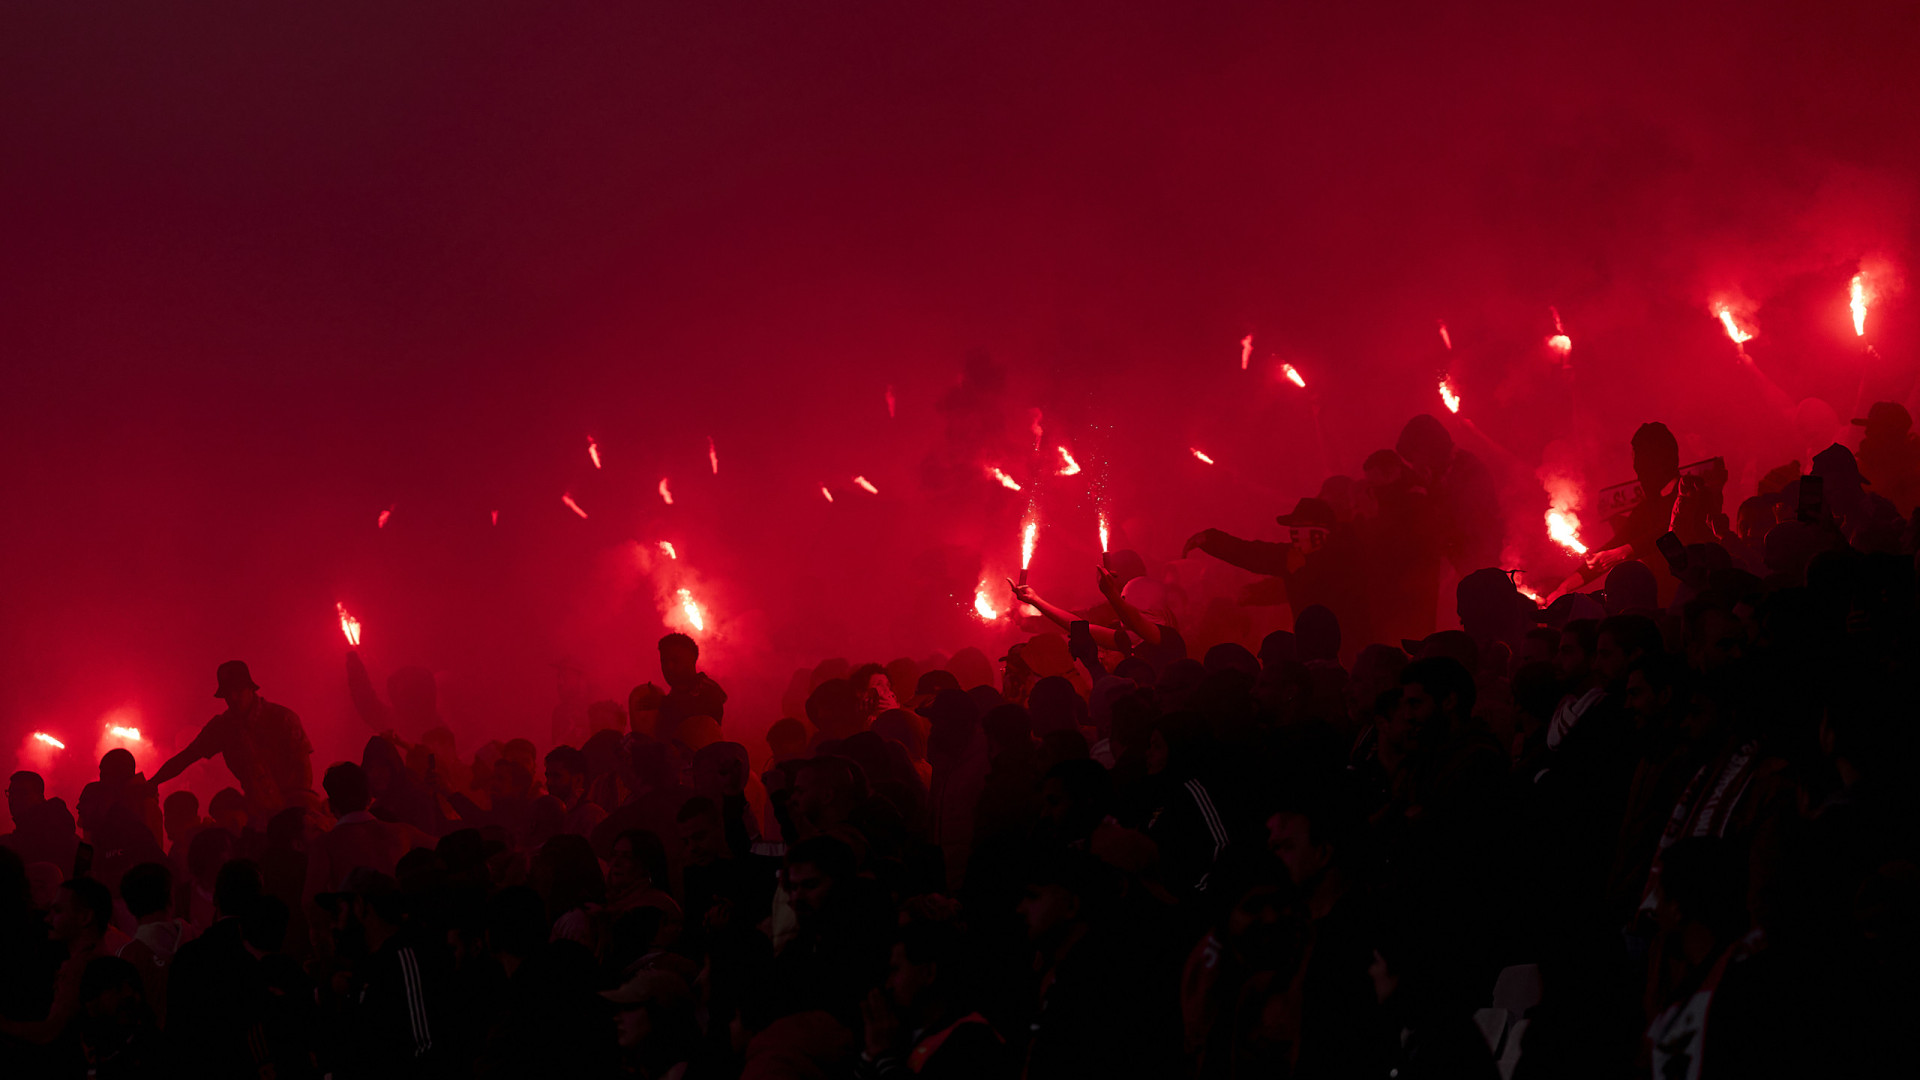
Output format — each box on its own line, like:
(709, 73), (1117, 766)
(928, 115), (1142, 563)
(5, 409), (1920, 1078)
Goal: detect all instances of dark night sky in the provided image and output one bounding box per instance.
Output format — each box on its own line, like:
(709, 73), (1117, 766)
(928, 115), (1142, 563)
(3, 3), (1916, 793)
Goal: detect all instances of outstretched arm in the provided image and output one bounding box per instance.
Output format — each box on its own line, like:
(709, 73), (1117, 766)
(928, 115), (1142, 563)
(1183, 528), (1293, 577)
(150, 722), (219, 788)
(1010, 581), (1125, 650)
(1097, 566), (1161, 647)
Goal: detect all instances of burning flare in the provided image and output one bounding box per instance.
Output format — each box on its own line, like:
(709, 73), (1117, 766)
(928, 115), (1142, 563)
(1546, 334), (1572, 355)
(561, 493), (589, 519)
(377, 506), (393, 529)
(107, 725), (142, 742)
(973, 584), (1001, 622)
(708, 436), (719, 475)
(588, 437), (602, 469)
(1546, 508), (1588, 556)
(854, 476), (880, 494)
(1438, 320), (1452, 350)
(676, 588), (706, 633)
(1851, 274), (1869, 337)
(33, 732), (64, 750)
(1098, 513), (1110, 554)
(658, 541), (677, 560)
(1190, 448), (1216, 465)
(1281, 363), (1306, 389)
(987, 466), (1023, 492)
(1716, 308), (1753, 345)
(1056, 447), (1082, 476)
(1439, 379), (1461, 413)
(1240, 334), (1253, 370)
(336, 602), (363, 648)
(1018, 516), (1039, 585)
(821, 486), (834, 503)
(658, 478), (674, 505)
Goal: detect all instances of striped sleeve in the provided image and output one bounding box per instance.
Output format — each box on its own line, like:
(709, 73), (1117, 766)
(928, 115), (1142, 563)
(397, 946), (433, 1057)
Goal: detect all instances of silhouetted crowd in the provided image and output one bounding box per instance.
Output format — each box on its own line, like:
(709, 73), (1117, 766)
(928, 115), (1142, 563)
(6, 408), (1920, 1079)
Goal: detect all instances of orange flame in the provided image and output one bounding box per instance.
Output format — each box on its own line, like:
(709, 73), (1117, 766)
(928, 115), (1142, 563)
(377, 506), (393, 529)
(107, 725), (142, 742)
(854, 475), (880, 494)
(588, 437), (602, 469)
(1716, 308), (1752, 345)
(885, 385), (896, 418)
(1098, 513), (1110, 554)
(1439, 379), (1460, 413)
(676, 587), (706, 633)
(708, 436), (719, 475)
(1021, 518), (1038, 571)
(1850, 274), (1869, 337)
(33, 732), (64, 750)
(1281, 363), (1306, 388)
(973, 584), (1001, 622)
(1546, 508), (1588, 556)
(336, 602), (362, 647)
(1056, 447), (1082, 476)
(1438, 320), (1452, 350)
(821, 486), (834, 502)
(658, 478), (674, 505)
(988, 466), (1023, 492)
(561, 493), (589, 519)
(658, 541), (677, 560)
(1190, 448), (1215, 465)
(1240, 334), (1253, 370)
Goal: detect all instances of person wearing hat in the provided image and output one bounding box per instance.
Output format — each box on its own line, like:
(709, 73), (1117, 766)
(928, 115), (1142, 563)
(1184, 495), (1371, 658)
(148, 661), (314, 819)
(1854, 400), (1920, 511)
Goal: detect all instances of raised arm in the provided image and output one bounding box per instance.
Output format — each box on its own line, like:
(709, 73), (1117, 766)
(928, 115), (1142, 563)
(1183, 528), (1293, 577)
(1096, 565), (1161, 647)
(1009, 580), (1125, 650)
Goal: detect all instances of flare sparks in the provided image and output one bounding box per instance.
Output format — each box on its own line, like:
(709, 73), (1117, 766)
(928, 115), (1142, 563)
(1439, 379), (1461, 414)
(336, 602), (363, 647)
(676, 588), (705, 633)
(1190, 448), (1216, 465)
(854, 476), (880, 494)
(1281, 363), (1306, 389)
(562, 493), (589, 519)
(1851, 274), (1869, 337)
(988, 467), (1023, 492)
(1056, 447), (1082, 476)
(658, 478), (674, 505)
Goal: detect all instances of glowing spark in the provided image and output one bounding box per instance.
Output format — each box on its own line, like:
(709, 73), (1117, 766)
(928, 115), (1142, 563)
(1281, 363), (1306, 389)
(1056, 447), (1082, 476)
(988, 466), (1023, 492)
(854, 475), (880, 494)
(33, 732), (64, 750)
(1240, 334), (1253, 370)
(885, 385), (896, 418)
(561, 493), (589, 519)
(708, 436), (719, 475)
(1439, 379), (1461, 414)
(336, 602), (363, 647)
(1850, 274), (1869, 337)
(1546, 508), (1588, 556)
(1716, 308), (1752, 345)
(973, 584), (1001, 622)
(1191, 448), (1216, 465)
(108, 725), (142, 742)
(821, 486), (834, 503)
(1029, 409), (1044, 451)
(658, 541), (677, 560)
(658, 478), (674, 506)
(1547, 334), (1572, 355)
(588, 437), (602, 469)
(1098, 513), (1110, 554)
(676, 587), (705, 633)
(377, 506), (393, 529)
(1438, 321), (1452, 350)
(1021, 518), (1039, 571)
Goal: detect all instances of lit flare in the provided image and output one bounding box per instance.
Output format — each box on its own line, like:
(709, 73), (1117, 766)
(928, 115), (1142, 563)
(1190, 448), (1216, 465)
(1716, 308), (1753, 345)
(1439, 379), (1461, 414)
(658, 541), (677, 560)
(1281, 363), (1306, 388)
(1850, 274), (1869, 337)
(974, 584), (1001, 622)
(708, 436), (719, 475)
(821, 486), (834, 502)
(336, 602), (363, 647)
(588, 437), (602, 469)
(33, 732), (64, 750)
(658, 478), (674, 505)
(108, 725), (142, 742)
(988, 466), (1023, 492)
(1056, 447), (1082, 476)
(676, 587), (706, 633)
(854, 476), (879, 494)
(1438, 321), (1452, 350)
(1240, 334), (1253, 370)
(377, 506), (393, 529)
(561, 493), (589, 519)
(1546, 508), (1588, 556)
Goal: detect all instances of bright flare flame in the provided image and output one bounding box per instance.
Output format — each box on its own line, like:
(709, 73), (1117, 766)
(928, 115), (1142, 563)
(1546, 508), (1588, 556)
(1056, 447), (1082, 476)
(561, 493), (589, 519)
(1098, 513), (1110, 553)
(676, 587), (705, 633)
(588, 437), (602, 469)
(1516, 583), (1544, 604)
(1240, 334), (1253, 370)
(33, 732), (64, 750)
(854, 475), (880, 494)
(1439, 379), (1461, 413)
(377, 506), (393, 529)
(1438, 321), (1452, 350)
(988, 467), (1023, 492)
(107, 725), (142, 742)
(1281, 363), (1306, 388)
(1021, 518), (1038, 571)
(1716, 308), (1753, 345)
(1546, 334), (1572, 355)
(973, 584), (1001, 621)
(1851, 274), (1869, 337)
(658, 541), (677, 560)
(336, 602), (363, 647)
(821, 486), (834, 502)
(658, 478), (674, 505)
(1191, 448), (1216, 465)
(708, 436), (719, 474)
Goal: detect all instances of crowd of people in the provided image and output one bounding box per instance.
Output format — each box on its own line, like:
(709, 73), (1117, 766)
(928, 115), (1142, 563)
(4, 407), (1920, 1078)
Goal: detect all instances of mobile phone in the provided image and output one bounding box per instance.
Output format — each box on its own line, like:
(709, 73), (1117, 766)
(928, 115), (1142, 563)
(1655, 531), (1687, 573)
(1796, 475), (1824, 523)
(73, 841), (94, 879)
